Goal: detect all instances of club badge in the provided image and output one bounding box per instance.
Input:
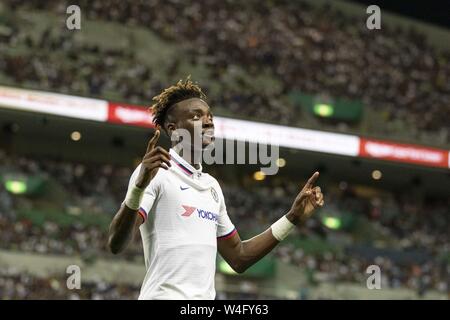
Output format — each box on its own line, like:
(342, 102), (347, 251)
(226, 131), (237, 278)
(211, 187), (219, 203)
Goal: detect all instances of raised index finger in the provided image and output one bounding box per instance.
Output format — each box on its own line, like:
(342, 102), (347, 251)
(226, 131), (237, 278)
(304, 171), (319, 189)
(146, 129), (160, 154)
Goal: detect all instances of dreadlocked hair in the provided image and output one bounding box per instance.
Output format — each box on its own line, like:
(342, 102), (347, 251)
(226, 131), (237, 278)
(150, 77), (207, 127)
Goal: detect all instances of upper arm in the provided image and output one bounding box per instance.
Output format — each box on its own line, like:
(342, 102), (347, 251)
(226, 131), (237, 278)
(217, 230), (241, 267)
(215, 185), (236, 238)
(215, 183), (241, 267)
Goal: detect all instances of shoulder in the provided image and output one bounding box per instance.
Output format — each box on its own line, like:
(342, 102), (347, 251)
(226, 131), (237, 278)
(202, 172), (221, 188)
(202, 172), (225, 199)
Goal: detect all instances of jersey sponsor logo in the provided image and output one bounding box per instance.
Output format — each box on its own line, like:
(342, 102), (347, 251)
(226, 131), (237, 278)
(181, 205), (196, 217)
(180, 185), (190, 191)
(196, 208), (218, 223)
(181, 205), (218, 223)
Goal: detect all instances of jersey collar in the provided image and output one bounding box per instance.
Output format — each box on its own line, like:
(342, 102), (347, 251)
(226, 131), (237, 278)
(169, 148), (203, 177)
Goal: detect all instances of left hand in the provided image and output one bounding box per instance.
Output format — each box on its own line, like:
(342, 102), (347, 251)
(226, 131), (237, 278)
(287, 172), (324, 225)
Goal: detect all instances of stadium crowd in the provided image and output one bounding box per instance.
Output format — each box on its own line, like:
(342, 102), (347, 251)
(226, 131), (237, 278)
(1, 0), (449, 143)
(0, 150), (448, 297)
(0, 267), (272, 300)
(0, 0), (448, 299)
(0, 267), (140, 299)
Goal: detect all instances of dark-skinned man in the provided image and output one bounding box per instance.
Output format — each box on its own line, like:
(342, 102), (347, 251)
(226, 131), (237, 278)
(108, 78), (324, 300)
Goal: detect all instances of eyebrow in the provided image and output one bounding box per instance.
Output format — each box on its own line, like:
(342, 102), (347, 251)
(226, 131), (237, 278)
(190, 107), (211, 114)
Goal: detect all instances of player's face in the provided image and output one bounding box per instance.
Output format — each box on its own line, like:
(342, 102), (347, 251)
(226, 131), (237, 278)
(171, 98), (215, 149)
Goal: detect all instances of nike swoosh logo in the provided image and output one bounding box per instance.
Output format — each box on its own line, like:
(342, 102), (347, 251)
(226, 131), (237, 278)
(180, 186), (190, 191)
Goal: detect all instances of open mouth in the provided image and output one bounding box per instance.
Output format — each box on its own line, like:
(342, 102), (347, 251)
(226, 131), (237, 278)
(202, 129), (215, 139)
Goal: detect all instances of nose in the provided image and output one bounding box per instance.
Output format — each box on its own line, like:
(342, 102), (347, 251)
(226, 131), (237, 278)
(203, 115), (214, 128)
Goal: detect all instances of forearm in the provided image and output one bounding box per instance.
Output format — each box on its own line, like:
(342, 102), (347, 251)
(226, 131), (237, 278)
(108, 204), (139, 254)
(235, 228), (279, 272)
(221, 172), (323, 274)
(232, 213), (298, 273)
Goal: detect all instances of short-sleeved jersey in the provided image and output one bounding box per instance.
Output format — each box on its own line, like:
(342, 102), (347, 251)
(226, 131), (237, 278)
(125, 149), (236, 300)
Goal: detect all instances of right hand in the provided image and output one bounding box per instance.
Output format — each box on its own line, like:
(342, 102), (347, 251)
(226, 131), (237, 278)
(135, 130), (171, 189)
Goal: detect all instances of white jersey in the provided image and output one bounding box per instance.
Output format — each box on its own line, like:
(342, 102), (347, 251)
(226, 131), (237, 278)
(125, 149), (236, 300)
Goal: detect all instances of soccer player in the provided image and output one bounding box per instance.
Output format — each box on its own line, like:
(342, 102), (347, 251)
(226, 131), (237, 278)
(107, 78), (324, 300)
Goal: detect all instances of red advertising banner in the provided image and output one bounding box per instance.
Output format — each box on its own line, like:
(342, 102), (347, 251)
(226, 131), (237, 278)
(1, 86), (448, 169)
(107, 102), (154, 128)
(360, 138), (449, 169)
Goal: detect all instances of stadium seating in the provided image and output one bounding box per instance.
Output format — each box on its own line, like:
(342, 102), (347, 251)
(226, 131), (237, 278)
(0, 0), (449, 146)
(0, 151), (448, 298)
(0, 0), (448, 300)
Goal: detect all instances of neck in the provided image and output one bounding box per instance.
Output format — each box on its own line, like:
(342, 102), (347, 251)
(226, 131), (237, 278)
(172, 144), (202, 169)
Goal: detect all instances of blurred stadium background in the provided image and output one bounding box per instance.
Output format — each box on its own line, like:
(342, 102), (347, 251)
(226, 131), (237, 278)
(0, 0), (449, 300)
